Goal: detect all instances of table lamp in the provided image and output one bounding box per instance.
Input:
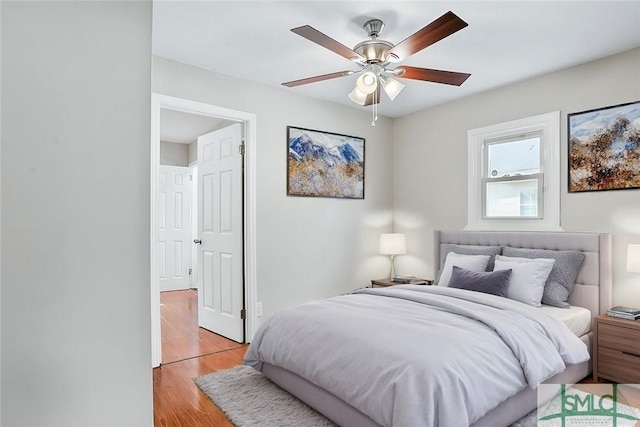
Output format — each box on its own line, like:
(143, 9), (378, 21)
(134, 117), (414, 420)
(379, 233), (406, 278)
(628, 244), (640, 274)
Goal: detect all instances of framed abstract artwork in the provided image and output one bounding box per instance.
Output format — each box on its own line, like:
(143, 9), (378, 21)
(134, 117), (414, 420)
(287, 126), (365, 199)
(568, 101), (640, 192)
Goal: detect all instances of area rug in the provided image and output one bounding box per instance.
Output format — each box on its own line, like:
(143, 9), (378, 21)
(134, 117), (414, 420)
(195, 365), (337, 427)
(195, 365), (536, 427)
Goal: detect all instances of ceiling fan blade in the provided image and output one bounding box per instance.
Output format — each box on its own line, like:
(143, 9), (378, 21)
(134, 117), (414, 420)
(385, 11), (468, 62)
(394, 66), (471, 86)
(282, 70), (354, 87)
(291, 25), (364, 62)
(363, 87), (381, 106)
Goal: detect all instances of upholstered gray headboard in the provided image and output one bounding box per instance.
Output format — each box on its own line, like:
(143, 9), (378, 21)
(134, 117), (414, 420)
(434, 231), (612, 317)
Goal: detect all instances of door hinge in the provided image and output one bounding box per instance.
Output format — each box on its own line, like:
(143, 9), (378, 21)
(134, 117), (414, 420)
(240, 308), (246, 320)
(188, 268), (192, 276)
(189, 174), (193, 181)
(239, 144), (245, 156)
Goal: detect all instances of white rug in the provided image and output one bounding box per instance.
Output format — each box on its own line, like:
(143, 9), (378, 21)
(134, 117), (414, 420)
(195, 365), (536, 427)
(195, 365), (337, 427)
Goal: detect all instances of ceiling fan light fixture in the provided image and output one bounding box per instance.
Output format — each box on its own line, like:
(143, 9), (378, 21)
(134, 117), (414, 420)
(356, 71), (378, 94)
(283, 11), (471, 123)
(382, 77), (405, 101)
(354, 39), (394, 63)
(348, 86), (368, 105)
(384, 52), (401, 63)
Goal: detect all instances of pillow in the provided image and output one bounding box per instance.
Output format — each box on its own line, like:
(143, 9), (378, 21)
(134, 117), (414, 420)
(448, 266), (512, 297)
(436, 253), (491, 287)
(493, 255), (556, 307)
(503, 247), (585, 308)
(439, 244), (503, 272)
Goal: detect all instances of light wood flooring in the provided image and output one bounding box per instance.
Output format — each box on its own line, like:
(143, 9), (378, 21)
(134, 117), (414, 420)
(154, 289), (248, 427)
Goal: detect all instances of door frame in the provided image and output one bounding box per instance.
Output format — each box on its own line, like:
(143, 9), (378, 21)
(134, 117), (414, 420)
(150, 93), (257, 367)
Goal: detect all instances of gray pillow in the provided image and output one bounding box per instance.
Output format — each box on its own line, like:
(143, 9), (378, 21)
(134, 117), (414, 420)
(502, 246), (585, 308)
(448, 266), (512, 297)
(439, 244), (503, 272)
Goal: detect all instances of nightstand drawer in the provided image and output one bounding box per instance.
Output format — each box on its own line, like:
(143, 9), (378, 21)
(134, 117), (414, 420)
(597, 347), (640, 383)
(598, 322), (640, 354)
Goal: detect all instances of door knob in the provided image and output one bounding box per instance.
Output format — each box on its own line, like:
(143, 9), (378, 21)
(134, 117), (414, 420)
(194, 239), (202, 244)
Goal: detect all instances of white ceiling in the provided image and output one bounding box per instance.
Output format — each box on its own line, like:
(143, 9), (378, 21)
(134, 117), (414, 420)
(152, 1), (640, 118)
(160, 108), (233, 144)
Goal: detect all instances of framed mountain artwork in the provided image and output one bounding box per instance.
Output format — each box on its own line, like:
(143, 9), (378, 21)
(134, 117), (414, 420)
(287, 126), (365, 199)
(568, 100), (640, 192)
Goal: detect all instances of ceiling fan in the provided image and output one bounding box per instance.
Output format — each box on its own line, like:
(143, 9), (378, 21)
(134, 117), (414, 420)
(282, 11), (471, 115)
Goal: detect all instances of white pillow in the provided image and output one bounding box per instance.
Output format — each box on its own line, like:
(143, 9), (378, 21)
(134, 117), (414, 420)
(493, 255), (556, 306)
(437, 253), (490, 287)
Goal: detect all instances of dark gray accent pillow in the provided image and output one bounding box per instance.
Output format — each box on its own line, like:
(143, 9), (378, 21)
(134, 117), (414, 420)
(502, 246), (586, 308)
(448, 266), (512, 297)
(439, 244), (503, 272)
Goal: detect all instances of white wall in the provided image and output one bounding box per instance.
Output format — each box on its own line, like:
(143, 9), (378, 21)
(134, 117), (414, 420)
(153, 56), (395, 323)
(188, 140), (197, 164)
(160, 140), (189, 166)
(0, 2), (3, 421)
(1, 2), (152, 426)
(393, 48), (640, 307)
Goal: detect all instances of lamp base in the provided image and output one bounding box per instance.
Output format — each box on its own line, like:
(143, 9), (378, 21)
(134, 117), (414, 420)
(388, 255), (397, 279)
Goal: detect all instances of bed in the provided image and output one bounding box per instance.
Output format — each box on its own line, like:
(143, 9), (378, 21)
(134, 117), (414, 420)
(245, 231), (612, 427)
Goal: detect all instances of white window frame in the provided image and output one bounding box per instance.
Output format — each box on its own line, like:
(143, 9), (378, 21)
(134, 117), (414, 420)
(466, 111), (562, 231)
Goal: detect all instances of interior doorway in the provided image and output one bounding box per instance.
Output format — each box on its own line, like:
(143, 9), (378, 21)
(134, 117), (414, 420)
(150, 94), (258, 368)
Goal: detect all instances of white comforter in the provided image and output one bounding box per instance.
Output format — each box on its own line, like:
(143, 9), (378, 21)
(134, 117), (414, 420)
(244, 285), (589, 427)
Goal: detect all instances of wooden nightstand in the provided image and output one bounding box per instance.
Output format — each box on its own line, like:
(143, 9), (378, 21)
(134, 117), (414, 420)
(371, 278), (432, 287)
(593, 314), (640, 383)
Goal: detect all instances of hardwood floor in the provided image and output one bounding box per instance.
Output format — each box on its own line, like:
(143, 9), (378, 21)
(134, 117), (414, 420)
(160, 289), (242, 364)
(154, 347), (247, 427)
(154, 289), (248, 427)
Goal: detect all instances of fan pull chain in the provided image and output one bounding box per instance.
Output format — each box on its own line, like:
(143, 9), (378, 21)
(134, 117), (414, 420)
(371, 89), (378, 126)
(375, 91), (378, 122)
(371, 99), (375, 127)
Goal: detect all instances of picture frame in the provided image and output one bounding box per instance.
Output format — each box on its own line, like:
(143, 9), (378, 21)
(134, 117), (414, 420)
(568, 101), (640, 193)
(287, 126), (365, 199)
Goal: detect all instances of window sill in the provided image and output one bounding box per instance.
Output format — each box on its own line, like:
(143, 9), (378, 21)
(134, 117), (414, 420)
(464, 223), (565, 232)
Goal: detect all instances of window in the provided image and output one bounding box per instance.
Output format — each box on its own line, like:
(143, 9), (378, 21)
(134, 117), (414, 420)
(466, 112), (561, 231)
(483, 133), (542, 218)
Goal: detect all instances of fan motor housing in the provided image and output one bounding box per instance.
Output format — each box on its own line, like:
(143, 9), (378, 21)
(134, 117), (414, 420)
(353, 40), (394, 64)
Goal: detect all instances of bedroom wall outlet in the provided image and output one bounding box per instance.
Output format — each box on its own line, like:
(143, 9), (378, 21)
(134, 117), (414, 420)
(256, 302), (263, 317)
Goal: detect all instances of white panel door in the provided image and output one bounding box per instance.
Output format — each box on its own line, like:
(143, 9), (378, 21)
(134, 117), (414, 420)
(158, 165), (192, 292)
(190, 165), (198, 290)
(197, 123), (244, 342)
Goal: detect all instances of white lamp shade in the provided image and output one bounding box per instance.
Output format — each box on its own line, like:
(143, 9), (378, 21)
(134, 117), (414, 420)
(628, 244), (640, 273)
(379, 233), (406, 255)
(383, 77), (405, 101)
(348, 87), (368, 105)
(356, 71), (378, 95)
